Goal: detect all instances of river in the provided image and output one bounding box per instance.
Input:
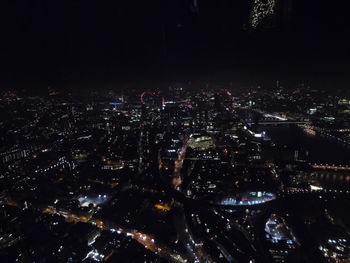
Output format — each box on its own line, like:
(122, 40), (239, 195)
(262, 125), (350, 165)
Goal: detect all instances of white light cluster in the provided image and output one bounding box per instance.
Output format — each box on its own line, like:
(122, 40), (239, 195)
(250, 0), (276, 28)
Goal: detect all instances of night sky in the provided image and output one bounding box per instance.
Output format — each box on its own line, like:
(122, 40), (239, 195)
(2, 0), (350, 90)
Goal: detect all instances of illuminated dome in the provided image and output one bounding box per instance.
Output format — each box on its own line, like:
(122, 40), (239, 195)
(220, 191), (276, 206)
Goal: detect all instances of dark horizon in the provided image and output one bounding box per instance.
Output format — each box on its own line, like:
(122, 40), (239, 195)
(2, 0), (350, 90)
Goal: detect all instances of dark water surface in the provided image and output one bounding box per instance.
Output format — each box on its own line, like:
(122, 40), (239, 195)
(264, 125), (350, 165)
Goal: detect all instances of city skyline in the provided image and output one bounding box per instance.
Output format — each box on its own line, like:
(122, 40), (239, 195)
(1, 1), (350, 263)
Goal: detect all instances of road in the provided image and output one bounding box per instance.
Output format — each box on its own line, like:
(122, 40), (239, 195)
(173, 140), (189, 189)
(40, 206), (188, 263)
(174, 205), (214, 263)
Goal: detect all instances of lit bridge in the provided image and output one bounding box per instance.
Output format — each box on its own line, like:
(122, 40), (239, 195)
(310, 164), (350, 171)
(280, 188), (350, 196)
(247, 121), (311, 125)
